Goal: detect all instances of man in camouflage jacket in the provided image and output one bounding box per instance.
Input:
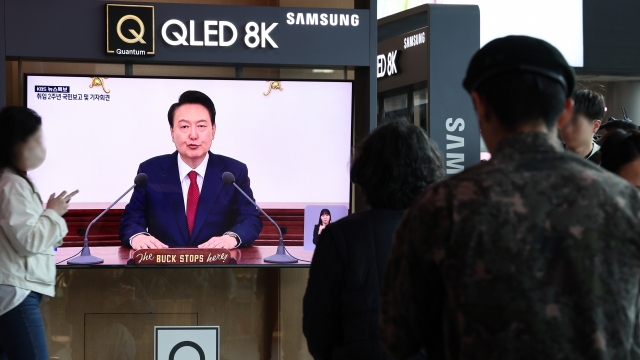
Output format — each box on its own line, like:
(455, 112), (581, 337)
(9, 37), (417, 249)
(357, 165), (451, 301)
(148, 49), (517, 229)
(381, 36), (640, 360)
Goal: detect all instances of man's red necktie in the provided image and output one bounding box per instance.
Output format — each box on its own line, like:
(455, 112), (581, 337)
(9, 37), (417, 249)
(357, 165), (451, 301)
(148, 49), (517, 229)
(186, 171), (200, 235)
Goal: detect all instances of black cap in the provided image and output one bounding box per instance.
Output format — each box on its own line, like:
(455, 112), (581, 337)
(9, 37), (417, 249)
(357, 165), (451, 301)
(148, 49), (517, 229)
(463, 35), (575, 97)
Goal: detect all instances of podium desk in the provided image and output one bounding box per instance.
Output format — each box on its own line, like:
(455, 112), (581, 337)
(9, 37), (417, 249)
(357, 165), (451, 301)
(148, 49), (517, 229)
(46, 246), (314, 360)
(55, 246), (313, 267)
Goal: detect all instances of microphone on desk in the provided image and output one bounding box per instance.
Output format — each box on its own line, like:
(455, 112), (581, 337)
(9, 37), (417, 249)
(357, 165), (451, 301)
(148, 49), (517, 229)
(222, 172), (297, 263)
(67, 173), (148, 265)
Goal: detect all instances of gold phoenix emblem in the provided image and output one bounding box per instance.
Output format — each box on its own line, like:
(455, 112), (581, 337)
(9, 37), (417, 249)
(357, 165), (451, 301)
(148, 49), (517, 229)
(117, 15), (146, 44)
(90, 77), (111, 94)
(264, 81), (283, 96)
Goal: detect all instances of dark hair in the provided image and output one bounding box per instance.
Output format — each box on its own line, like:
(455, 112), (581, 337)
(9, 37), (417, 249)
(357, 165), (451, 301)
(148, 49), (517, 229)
(600, 129), (640, 174)
(167, 90), (217, 127)
(572, 90), (605, 121)
(476, 72), (567, 130)
(351, 119), (444, 210)
(317, 209), (331, 225)
(0, 107), (42, 188)
(600, 118), (639, 132)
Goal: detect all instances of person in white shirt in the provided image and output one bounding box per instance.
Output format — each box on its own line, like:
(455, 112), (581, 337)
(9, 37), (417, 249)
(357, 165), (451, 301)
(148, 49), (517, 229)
(560, 89), (605, 165)
(0, 106), (77, 360)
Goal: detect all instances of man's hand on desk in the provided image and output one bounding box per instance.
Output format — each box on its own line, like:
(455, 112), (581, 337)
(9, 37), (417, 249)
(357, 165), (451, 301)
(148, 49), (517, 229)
(198, 235), (237, 249)
(131, 234), (169, 250)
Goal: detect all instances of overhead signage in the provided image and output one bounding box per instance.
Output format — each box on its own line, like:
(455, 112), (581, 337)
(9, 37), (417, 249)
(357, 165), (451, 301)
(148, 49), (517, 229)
(159, 11), (360, 49)
(96, 4), (370, 65)
(377, 5), (480, 176)
(377, 31), (427, 78)
(8, 2), (370, 66)
(377, 28), (428, 92)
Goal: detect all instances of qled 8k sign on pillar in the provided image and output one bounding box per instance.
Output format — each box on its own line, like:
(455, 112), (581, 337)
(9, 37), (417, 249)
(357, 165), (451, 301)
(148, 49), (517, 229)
(106, 4), (155, 56)
(155, 326), (219, 360)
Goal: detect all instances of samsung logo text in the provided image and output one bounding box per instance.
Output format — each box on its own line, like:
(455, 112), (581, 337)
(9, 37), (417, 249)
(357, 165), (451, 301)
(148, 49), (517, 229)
(286, 12), (359, 26)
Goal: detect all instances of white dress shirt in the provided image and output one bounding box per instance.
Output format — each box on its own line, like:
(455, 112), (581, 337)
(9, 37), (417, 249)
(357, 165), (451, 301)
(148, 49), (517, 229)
(177, 152), (208, 210)
(586, 141), (601, 161)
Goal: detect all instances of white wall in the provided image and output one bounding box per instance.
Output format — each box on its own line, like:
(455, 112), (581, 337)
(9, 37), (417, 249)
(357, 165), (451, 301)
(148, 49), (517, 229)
(378, 0), (584, 67)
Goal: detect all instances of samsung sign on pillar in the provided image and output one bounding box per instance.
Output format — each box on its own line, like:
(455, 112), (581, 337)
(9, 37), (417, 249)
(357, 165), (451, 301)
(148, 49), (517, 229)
(445, 118), (465, 174)
(376, 32), (425, 78)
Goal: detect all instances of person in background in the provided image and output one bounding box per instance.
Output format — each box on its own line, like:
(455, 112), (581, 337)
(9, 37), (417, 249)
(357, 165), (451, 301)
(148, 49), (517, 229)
(600, 129), (640, 189)
(560, 89), (605, 164)
(597, 117), (639, 141)
(312, 209), (331, 245)
(381, 36), (640, 359)
(0, 107), (77, 359)
(303, 120), (444, 360)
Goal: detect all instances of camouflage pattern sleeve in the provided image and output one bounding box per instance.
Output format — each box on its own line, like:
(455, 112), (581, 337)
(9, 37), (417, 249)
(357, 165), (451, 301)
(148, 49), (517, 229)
(381, 183), (452, 360)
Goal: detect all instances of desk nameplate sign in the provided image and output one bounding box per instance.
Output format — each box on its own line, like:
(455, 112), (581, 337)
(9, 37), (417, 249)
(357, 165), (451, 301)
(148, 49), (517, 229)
(133, 248), (233, 265)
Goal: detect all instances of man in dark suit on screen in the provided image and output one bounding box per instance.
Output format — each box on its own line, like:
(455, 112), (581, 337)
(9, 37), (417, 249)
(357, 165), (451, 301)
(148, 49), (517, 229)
(119, 90), (263, 249)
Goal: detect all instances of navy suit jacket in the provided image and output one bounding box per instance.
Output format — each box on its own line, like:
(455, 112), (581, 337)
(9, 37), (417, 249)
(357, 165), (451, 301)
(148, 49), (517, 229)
(119, 151), (263, 247)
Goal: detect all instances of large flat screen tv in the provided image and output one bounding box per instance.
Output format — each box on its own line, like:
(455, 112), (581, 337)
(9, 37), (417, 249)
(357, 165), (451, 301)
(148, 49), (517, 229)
(25, 75), (353, 210)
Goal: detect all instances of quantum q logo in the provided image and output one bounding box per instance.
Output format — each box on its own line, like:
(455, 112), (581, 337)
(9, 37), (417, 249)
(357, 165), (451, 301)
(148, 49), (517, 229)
(106, 4), (155, 56)
(117, 15), (146, 44)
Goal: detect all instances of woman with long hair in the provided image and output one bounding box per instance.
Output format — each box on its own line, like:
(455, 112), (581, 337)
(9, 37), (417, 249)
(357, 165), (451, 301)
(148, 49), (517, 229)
(312, 209), (331, 245)
(0, 107), (77, 359)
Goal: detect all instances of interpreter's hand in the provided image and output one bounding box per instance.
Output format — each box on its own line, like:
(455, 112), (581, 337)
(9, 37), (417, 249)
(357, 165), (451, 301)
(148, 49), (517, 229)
(198, 235), (237, 249)
(46, 190), (79, 217)
(131, 234), (168, 250)
(318, 224), (326, 234)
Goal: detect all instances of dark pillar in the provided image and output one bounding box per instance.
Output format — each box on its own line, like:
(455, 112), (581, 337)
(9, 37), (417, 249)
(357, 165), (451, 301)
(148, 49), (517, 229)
(352, 0), (377, 212)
